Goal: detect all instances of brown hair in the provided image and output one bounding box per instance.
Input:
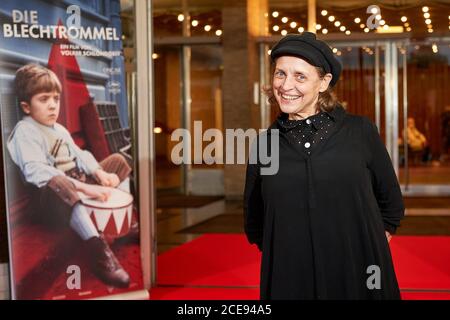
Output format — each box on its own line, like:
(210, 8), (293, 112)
(14, 64), (62, 104)
(263, 61), (339, 114)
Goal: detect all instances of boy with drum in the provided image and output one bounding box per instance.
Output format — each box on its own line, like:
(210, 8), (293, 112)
(7, 63), (132, 288)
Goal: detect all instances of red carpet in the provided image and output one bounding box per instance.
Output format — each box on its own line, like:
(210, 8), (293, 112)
(156, 234), (450, 300)
(158, 234), (260, 286)
(390, 236), (450, 290)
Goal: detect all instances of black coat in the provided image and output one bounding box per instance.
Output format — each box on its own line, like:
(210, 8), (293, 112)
(244, 105), (405, 300)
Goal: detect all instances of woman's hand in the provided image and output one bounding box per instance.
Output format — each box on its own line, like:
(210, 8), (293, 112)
(385, 231), (392, 243)
(80, 183), (111, 202)
(95, 169), (120, 188)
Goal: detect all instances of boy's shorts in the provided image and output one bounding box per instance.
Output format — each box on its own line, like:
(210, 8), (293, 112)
(30, 153), (131, 228)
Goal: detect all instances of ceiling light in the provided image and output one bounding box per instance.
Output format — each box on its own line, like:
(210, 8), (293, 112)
(334, 21), (341, 27)
(273, 25), (280, 32)
(281, 17), (288, 23)
(328, 15), (335, 22)
(290, 22), (297, 28)
(177, 14), (184, 22)
(191, 20), (199, 27)
(401, 16), (407, 22)
(321, 10), (328, 16)
(272, 11), (279, 18)
(422, 6), (429, 13)
(354, 17), (361, 23)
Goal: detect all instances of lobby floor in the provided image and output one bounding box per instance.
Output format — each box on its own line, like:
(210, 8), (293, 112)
(156, 195), (450, 255)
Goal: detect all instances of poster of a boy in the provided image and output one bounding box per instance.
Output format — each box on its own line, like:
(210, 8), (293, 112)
(7, 63), (133, 288)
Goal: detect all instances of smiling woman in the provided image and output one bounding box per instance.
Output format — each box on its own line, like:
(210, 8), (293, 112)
(272, 56), (332, 119)
(244, 32), (405, 300)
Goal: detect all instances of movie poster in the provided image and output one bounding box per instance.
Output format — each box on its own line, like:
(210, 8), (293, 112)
(0, 0), (144, 299)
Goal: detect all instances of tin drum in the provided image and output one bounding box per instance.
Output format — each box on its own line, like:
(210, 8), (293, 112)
(79, 188), (133, 243)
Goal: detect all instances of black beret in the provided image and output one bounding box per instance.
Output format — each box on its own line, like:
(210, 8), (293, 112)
(270, 32), (342, 87)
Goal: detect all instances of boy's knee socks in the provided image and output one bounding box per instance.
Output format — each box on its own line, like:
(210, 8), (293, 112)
(70, 203), (99, 241)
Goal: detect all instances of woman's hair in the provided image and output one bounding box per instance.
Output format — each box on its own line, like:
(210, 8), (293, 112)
(14, 63), (62, 104)
(263, 61), (339, 114)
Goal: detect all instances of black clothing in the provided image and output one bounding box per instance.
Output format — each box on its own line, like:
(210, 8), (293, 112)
(244, 105), (404, 300)
(277, 110), (336, 155)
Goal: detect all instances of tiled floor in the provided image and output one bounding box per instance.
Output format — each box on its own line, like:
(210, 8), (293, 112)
(156, 199), (243, 254)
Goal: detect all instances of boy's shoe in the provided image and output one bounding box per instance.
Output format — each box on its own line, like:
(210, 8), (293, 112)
(85, 235), (130, 288)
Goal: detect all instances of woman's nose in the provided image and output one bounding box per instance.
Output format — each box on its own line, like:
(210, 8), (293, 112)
(281, 75), (296, 91)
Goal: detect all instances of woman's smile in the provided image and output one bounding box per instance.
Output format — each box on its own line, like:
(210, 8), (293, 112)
(279, 92), (303, 102)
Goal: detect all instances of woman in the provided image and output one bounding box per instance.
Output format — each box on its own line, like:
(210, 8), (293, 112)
(244, 32), (404, 300)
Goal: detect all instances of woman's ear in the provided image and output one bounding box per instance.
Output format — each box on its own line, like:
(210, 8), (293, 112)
(319, 73), (333, 93)
(20, 102), (31, 114)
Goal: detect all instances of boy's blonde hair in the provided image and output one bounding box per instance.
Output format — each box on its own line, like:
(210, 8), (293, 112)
(14, 64), (62, 104)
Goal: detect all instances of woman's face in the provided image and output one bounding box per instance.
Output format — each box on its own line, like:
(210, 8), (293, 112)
(272, 56), (332, 115)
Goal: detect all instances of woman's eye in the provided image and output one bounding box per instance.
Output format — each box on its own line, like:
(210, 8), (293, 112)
(274, 71), (285, 78)
(297, 74), (306, 81)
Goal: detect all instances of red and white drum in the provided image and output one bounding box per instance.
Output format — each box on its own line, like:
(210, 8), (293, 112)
(79, 188), (133, 243)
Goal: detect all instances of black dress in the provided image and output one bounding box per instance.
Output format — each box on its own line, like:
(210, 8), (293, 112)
(244, 105), (404, 300)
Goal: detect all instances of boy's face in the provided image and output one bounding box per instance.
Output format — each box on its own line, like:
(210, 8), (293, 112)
(21, 90), (60, 126)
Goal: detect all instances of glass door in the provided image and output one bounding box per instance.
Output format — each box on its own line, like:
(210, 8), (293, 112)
(398, 39), (450, 196)
(153, 44), (223, 196)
